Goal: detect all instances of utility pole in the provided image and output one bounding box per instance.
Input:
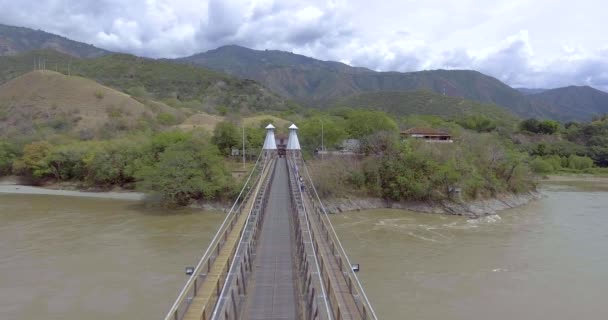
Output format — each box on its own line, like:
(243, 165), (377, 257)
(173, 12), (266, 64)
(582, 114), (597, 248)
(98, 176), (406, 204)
(321, 120), (324, 161)
(242, 126), (246, 169)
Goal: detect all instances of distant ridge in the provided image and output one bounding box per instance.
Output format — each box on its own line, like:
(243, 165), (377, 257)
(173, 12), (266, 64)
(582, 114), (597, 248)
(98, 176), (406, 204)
(180, 45), (608, 121)
(527, 86), (608, 121)
(179, 45), (527, 109)
(0, 24), (109, 58)
(1, 23), (607, 121)
(517, 88), (548, 95)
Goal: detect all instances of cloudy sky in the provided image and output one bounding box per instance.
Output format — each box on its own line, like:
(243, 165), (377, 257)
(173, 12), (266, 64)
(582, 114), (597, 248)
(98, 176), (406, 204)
(1, 0), (606, 90)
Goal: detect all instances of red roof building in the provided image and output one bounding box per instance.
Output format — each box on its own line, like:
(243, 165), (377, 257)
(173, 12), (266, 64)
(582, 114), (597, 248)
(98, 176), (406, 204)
(401, 127), (453, 143)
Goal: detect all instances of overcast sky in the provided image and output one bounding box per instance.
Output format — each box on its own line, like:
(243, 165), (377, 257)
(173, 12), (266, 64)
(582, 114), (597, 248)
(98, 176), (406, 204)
(1, 0), (606, 90)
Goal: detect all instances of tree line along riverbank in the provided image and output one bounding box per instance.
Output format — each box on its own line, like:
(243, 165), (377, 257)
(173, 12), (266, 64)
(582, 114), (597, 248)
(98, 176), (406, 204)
(1, 109), (607, 209)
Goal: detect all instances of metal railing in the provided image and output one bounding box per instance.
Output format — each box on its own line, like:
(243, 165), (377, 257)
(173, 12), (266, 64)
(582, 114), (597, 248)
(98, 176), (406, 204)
(211, 158), (277, 319)
(287, 156), (332, 320)
(300, 161), (379, 320)
(163, 152), (271, 320)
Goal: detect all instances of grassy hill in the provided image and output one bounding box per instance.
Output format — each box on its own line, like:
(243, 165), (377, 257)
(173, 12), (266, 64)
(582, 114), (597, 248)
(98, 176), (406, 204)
(176, 112), (292, 133)
(0, 24), (109, 58)
(0, 70), (183, 139)
(332, 90), (518, 123)
(0, 49), (298, 115)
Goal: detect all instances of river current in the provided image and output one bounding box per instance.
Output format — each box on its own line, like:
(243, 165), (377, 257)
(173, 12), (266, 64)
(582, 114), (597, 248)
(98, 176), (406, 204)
(330, 181), (608, 319)
(0, 180), (607, 319)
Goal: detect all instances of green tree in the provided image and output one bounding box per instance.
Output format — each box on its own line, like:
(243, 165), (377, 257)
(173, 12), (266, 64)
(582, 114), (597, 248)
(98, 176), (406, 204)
(519, 118), (560, 134)
(12, 141), (53, 180)
(244, 126), (264, 158)
(212, 121), (239, 156)
(299, 115), (347, 151)
(519, 118), (540, 133)
(345, 110), (398, 138)
(530, 157), (554, 174)
(85, 140), (142, 186)
(538, 120), (560, 134)
(458, 115), (497, 132)
(135, 139), (233, 206)
(566, 155), (594, 170)
(430, 159), (462, 199)
(156, 112), (177, 126)
(0, 142), (17, 176)
(43, 143), (89, 180)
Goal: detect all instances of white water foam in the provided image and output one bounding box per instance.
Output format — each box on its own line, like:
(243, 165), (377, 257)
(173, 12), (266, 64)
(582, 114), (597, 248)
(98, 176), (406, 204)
(467, 214), (502, 225)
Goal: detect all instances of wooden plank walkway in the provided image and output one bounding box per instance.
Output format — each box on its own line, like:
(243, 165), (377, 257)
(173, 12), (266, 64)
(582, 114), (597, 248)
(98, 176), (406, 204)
(303, 195), (362, 319)
(182, 161), (273, 320)
(173, 156), (370, 320)
(241, 159), (298, 320)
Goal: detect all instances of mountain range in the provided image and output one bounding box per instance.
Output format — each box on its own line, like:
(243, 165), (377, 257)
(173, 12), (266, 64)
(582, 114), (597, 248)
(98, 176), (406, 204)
(1, 23), (608, 122)
(179, 45), (608, 121)
(0, 24), (108, 58)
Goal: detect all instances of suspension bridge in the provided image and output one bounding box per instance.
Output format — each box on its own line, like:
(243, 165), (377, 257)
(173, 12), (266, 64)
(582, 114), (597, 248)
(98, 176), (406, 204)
(164, 124), (378, 320)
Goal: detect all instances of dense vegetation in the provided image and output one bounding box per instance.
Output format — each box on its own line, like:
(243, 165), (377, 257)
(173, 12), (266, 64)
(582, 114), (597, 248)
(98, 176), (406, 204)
(306, 116), (533, 202)
(516, 115), (608, 174)
(332, 90), (517, 126)
(1, 105), (540, 206)
(1, 43), (603, 207)
(3, 131), (238, 206)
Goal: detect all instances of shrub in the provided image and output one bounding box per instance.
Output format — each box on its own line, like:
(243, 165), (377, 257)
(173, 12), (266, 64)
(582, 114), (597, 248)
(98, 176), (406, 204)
(0, 142), (17, 176)
(128, 86), (149, 98)
(94, 90), (105, 100)
(530, 157), (554, 174)
(12, 141), (53, 181)
(542, 155), (562, 171)
(458, 115), (497, 132)
(157, 112), (177, 126)
(566, 155), (594, 170)
(106, 106), (123, 118)
(216, 105), (229, 116)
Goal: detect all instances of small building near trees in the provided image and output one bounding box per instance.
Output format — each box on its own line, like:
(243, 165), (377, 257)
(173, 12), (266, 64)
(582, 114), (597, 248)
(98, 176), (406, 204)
(401, 127), (453, 143)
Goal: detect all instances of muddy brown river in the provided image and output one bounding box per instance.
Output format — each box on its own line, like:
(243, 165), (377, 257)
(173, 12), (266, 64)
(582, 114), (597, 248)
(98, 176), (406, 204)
(0, 194), (224, 320)
(0, 179), (607, 319)
(331, 181), (608, 319)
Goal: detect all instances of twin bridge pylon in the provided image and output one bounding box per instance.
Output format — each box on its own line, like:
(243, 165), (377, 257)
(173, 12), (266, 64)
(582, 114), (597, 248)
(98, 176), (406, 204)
(164, 124), (377, 320)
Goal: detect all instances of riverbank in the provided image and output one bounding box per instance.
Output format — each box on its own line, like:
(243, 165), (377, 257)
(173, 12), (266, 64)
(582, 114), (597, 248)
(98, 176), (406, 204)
(543, 174), (608, 184)
(322, 191), (542, 218)
(0, 177), (146, 201)
(11, 175), (602, 216)
(323, 174), (608, 217)
(0, 176), (230, 210)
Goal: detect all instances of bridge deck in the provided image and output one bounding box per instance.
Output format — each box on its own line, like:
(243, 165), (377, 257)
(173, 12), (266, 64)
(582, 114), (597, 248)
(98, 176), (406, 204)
(182, 200), (251, 320)
(241, 159), (298, 320)
(303, 195), (361, 319)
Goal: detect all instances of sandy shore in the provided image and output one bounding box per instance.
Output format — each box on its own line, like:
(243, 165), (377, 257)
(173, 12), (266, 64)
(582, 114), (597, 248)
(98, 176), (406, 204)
(0, 178), (145, 201)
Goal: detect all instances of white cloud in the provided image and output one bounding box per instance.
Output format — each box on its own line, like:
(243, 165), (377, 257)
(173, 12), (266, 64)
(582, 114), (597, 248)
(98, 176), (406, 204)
(0, 0), (606, 90)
